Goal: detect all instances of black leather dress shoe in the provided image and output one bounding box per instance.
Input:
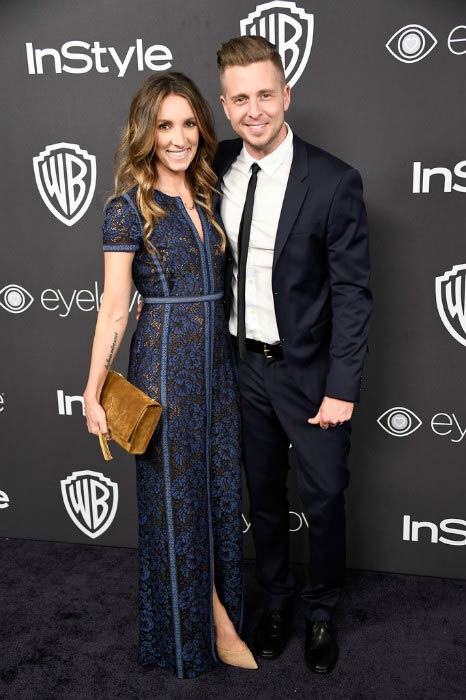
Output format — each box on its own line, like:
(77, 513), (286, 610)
(254, 609), (290, 659)
(305, 621), (339, 673)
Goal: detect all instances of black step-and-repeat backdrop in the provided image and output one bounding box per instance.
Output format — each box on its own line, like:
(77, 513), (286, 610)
(1, 1), (465, 579)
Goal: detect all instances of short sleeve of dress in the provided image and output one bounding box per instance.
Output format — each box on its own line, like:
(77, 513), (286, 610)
(102, 195), (142, 251)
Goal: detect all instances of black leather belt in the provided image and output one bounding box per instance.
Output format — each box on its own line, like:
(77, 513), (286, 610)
(245, 338), (284, 359)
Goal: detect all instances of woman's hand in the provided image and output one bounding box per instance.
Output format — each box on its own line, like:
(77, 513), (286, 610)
(84, 394), (109, 437)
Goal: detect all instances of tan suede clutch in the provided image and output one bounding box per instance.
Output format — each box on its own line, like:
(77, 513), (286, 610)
(98, 370), (162, 461)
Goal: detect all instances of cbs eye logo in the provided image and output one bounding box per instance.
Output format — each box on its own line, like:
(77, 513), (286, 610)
(0, 284), (34, 314)
(377, 407), (422, 437)
(387, 24), (466, 63)
(386, 25), (437, 63)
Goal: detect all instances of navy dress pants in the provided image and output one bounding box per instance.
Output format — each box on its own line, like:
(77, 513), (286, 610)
(238, 350), (351, 622)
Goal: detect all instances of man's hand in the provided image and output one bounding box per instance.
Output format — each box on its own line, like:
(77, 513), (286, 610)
(136, 300), (144, 322)
(308, 396), (354, 429)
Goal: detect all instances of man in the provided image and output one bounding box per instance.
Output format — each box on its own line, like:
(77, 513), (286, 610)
(214, 36), (372, 674)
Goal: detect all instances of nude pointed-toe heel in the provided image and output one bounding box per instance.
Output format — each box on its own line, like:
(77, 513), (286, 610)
(216, 641), (258, 669)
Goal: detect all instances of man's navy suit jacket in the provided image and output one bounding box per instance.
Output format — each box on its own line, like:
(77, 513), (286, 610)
(214, 133), (372, 405)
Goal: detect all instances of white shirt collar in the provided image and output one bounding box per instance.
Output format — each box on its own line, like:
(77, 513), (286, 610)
(239, 123), (293, 176)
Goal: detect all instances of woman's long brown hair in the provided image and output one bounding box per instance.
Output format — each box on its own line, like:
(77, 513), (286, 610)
(111, 72), (224, 250)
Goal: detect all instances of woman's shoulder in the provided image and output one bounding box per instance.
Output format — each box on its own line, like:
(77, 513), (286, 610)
(104, 186), (140, 219)
(102, 187), (143, 249)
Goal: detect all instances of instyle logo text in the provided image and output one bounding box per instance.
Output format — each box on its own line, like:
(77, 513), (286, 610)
(403, 515), (466, 546)
(26, 39), (173, 77)
(412, 160), (466, 194)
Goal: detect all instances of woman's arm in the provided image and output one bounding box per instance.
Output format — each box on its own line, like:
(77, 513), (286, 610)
(83, 251), (135, 436)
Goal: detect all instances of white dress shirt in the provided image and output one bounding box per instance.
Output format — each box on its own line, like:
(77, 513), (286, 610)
(221, 124), (294, 344)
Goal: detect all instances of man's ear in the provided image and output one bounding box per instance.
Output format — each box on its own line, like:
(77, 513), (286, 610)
(283, 84), (291, 112)
(220, 94), (231, 121)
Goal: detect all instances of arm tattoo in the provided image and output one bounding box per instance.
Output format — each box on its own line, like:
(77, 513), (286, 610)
(104, 332), (118, 370)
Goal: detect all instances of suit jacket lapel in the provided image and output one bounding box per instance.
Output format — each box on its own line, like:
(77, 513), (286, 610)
(272, 134), (310, 271)
(215, 139), (243, 183)
(212, 138), (242, 215)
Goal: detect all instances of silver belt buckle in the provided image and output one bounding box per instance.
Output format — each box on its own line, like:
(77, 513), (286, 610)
(263, 343), (273, 359)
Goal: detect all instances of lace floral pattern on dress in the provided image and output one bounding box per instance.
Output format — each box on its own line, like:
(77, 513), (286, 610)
(102, 188), (242, 679)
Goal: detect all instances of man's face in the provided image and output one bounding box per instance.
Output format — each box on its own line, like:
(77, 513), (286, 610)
(220, 59), (290, 159)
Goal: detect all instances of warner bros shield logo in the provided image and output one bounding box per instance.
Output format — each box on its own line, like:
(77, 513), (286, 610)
(61, 470), (118, 539)
(240, 1), (314, 88)
(33, 143), (96, 226)
(435, 264), (466, 347)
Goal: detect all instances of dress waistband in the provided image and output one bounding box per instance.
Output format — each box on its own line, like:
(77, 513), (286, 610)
(143, 291), (224, 304)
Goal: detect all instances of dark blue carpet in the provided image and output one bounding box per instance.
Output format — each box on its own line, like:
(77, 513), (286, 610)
(0, 538), (464, 700)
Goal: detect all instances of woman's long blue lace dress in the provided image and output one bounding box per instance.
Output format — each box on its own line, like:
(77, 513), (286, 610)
(102, 188), (242, 679)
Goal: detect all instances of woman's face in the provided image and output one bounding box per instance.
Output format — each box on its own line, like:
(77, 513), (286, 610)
(154, 94), (200, 178)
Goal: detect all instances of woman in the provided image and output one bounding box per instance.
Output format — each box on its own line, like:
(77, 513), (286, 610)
(83, 73), (257, 678)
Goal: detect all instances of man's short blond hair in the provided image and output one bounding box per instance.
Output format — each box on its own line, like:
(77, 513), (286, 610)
(217, 36), (285, 84)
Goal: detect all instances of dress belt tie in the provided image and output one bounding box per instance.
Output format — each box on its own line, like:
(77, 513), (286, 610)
(143, 291), (224, 304)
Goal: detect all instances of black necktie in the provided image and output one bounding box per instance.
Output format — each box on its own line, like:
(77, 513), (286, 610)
(237, 162), (260, 360)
